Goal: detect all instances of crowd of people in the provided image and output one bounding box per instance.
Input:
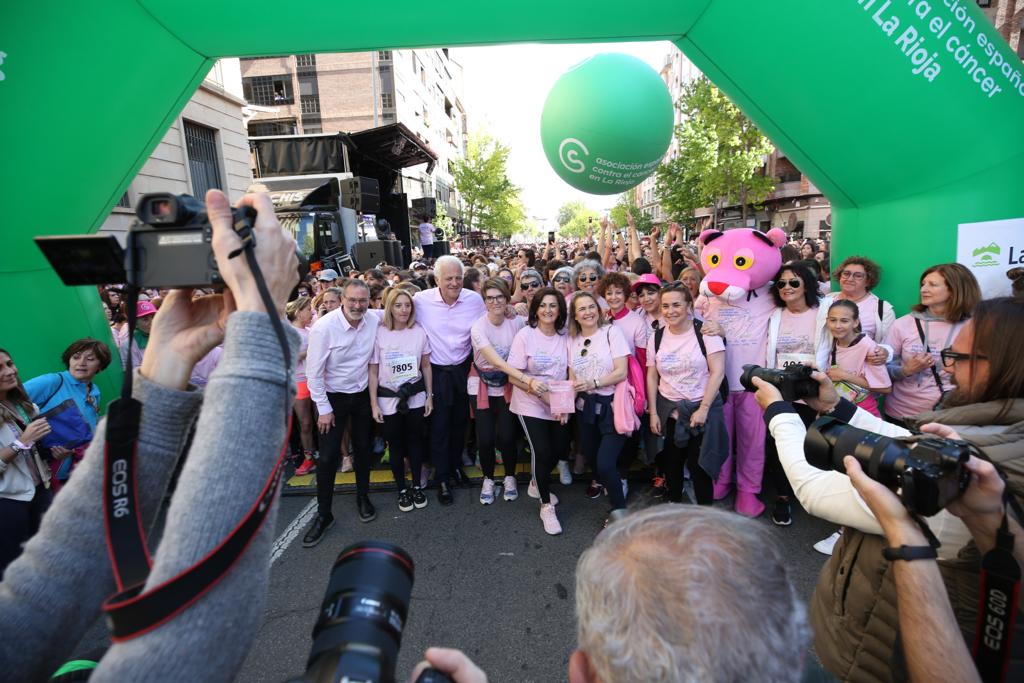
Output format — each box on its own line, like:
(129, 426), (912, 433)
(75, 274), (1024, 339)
(1, 194), (1023, 681)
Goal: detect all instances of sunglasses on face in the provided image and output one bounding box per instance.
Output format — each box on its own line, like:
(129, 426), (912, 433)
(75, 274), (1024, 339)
(553, 275), (571, 283)
(939, 347), (988, 367)
(651, 319), (660, 330)
(578, 274), (599, 283)
(775, 279), (803, 289)
(521, 281), (541, 290)
(580, 338), (592, 357)
(500, 275), (514, 281)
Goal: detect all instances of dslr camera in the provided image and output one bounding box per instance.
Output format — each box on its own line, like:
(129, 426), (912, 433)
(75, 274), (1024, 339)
(805, 417), (971, 516)
(35, 193), (306, 289)
(740, 364), (819, 402)
(293, 541), (451, 683)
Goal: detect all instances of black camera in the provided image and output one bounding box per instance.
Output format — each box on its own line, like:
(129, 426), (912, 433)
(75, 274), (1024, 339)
(296, 541), (451, 683)
(35, 193), (306, 289)
(740, 364), (819, 402)
(805, 417), (971, 516)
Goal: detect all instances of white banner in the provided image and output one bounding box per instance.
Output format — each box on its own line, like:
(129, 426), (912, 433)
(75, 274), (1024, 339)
(956, 218), (1024, 300)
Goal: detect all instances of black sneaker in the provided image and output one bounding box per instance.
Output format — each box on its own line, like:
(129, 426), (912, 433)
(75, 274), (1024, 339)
(771, 498), (792, 526)
(412, 486), (428, 509)
(397, 489), (414, 513)
(438, 481), (454, 506)
(357, 495), (377, 523)
(302, 515), (335, 548)
(585, 481), (605, 499)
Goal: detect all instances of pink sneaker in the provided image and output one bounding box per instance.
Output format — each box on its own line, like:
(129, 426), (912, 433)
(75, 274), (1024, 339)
(295, 459), (316, 476)
(735, 491), (765, 518)
(539, 504), (562, 535)
(713, 480), (733, 501)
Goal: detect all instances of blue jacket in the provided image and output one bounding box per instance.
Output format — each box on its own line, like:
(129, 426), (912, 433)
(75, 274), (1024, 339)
(24, 371), (101, 431)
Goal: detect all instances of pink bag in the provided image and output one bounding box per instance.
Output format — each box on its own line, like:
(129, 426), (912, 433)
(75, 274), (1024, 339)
(613, 378), (640, 435)
(547, 380), (576, 415)
(624, 354), (646, 415)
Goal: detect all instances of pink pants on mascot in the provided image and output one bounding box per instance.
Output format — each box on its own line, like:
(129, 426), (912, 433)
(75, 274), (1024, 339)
(695, 227), (786, 517)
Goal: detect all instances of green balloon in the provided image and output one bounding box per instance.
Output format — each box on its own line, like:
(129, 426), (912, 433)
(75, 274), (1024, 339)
(540, 53), (674, 195)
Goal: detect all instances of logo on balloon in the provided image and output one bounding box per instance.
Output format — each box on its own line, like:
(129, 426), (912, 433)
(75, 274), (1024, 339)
(558, 138), (589, 174)
(0, 51), (7, 82)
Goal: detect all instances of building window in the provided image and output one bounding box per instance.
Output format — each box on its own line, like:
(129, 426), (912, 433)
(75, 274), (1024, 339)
(381, 92), (394, 109)
(378, 50), (392, 61)
(300, 94), (321, 114)
(183, 121), (222, 197)
(303, 125), (323, 134)
(116, 192), (131, 208)
(243, 75), (294, 106)
(296, 53), (316, 68)
(248, 119), (297, 136)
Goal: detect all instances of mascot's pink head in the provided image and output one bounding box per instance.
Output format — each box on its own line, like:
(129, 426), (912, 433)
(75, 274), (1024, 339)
(698, 228), (787, 303)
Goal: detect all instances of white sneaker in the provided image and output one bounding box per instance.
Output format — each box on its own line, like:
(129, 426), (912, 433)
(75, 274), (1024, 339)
(340, 455), (354, 473)
(813, 531), (842, 556)
(621, 479), (629, 500)
(480, 478), (495, 505)
(557, 460), (573, 485)
(503, 476), (519, 501)
(528, 478), (540, 499)
(462, 449), (475, 467)
(540, 503), (562, 535)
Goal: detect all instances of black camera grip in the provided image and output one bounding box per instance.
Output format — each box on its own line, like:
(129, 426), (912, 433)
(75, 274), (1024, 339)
(415, 667), (455, 683)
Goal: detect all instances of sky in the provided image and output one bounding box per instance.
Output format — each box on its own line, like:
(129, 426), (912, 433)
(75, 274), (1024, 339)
(451, 42), (675, 231)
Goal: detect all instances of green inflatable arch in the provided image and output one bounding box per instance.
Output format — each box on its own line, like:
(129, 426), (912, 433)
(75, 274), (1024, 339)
(3, 0), (1023, 400)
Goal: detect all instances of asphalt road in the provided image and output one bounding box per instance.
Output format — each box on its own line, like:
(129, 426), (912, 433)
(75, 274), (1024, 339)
(234, 478), (837, 683)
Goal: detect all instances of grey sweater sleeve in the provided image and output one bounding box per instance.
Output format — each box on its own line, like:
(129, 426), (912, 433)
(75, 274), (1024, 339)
(0, 371), (204, 682)
(93, 312), (298, 682)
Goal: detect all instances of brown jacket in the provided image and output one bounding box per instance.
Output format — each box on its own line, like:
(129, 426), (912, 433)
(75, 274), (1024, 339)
(811, 399), (1024, 682)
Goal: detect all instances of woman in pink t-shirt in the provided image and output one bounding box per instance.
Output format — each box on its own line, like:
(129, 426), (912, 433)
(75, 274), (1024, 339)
(830, 256), (894, 360)
(368, 289), (433, 513)
(507, 289), (570, 535)
(645, 284), (726, 505)
(883, 263), (980, 423)
(287, 297), (317, 476)
(825, 300), (891, 417)
(469, 277), (527, 504)
(568, 291), (630, 520)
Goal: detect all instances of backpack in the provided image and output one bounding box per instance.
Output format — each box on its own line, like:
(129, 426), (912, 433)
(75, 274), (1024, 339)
(654, 319), (729, 404)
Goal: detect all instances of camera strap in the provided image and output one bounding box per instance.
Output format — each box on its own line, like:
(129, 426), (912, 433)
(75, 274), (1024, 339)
(101, 218), (294, 641)
(973, 487), (1023, 683)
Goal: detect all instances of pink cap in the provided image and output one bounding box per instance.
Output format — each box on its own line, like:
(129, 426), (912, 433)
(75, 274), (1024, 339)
(631, 274), (663, 292)
(136, 301), (158, 318)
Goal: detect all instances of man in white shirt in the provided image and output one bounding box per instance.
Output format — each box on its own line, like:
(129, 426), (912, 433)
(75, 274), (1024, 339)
(418, 215), (436, 259)
(302, 279), (379, 547)
(414, 256), (485, 504)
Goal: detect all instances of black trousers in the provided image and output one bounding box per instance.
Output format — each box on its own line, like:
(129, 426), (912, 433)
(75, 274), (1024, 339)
(421, 243), (435, 259)
(382, 407), (426, 489)
(518, 415), (569, 505)
(475, 395), (517, 480)
(0, 485), (51, 581)
(430, 361), (470, 483)
(317, 390), (373, 517)
(580, 423), (627, 510)
(763, 402), (818, 500)
(662, 420), (712, 505)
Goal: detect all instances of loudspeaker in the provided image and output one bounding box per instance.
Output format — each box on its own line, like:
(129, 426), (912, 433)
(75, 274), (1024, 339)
(433, 240), (450, 257)
(411, 196), (437, 219)
(340, 177), (380, 214)
(351, 240), (389, 270)
(380, 192), (411, 267)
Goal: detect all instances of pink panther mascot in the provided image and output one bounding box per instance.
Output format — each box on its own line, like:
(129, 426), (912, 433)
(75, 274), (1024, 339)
(697, 227), (785, 517)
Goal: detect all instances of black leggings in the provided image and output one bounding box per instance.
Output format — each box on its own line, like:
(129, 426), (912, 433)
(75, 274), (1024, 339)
(0, 485), (51, 581)
(764, 402), (818, 500)
(580, 425), (627, 510)
(382, 407), (426, 490)
(518, 414), (569, 505)
(662, 420), (712, 505)
(475, 395), (517, 480)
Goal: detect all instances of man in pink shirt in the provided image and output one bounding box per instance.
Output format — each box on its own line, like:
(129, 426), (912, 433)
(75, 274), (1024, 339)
(302, 280), (380, 547)
(414, 255), (486, 505)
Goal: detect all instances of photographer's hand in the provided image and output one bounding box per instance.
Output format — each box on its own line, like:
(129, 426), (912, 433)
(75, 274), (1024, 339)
(750, 376), (784, 411)
(803, 370), (840, 414)
(207, 190), (298, 316)
(945, 456), (1012, 556)
(409, 647), (488, 683)
(140, 289), (233, 390)
(844, 456), (927, 546)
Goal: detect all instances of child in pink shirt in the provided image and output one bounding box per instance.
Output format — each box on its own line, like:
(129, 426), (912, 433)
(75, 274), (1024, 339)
(825, 300), (891, 417)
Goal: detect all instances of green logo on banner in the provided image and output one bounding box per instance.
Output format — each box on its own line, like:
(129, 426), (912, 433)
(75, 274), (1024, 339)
(972, 241), (1001, 266)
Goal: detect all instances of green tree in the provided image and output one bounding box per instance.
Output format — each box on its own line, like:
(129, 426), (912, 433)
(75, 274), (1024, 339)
(609, 188), (654, 232)
(655, 76), (775, 226)
(554, 200), (599, 239)
(557, 200), (587, 228)
(452, 132), (525, 239)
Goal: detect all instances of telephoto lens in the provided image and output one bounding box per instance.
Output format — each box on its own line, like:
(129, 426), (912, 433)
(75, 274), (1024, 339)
(805, 417), (971, 516)
(303, 541), (416, 683)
